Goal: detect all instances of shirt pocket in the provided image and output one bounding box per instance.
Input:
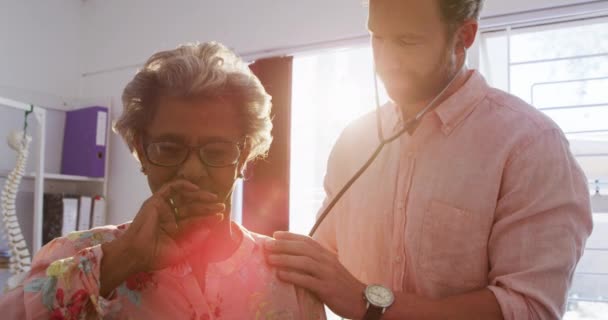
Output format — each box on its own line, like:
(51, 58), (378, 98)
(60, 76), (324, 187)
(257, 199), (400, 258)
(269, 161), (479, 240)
(418, 200), (487, 288)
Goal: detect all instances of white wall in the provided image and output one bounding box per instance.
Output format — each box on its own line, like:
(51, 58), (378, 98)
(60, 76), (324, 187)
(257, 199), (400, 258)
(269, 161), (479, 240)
(0, 0), (82, 107)
(79, 0), (368, 76)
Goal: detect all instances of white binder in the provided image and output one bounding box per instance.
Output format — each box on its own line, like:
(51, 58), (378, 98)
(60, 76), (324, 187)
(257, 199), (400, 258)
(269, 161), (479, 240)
(91, 196), (106, 228)
(77, 196), (92, 230)
(61, 197), (79, 236)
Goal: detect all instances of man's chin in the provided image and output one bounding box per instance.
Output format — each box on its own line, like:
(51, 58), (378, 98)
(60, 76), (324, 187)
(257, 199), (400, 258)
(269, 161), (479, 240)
(386, 87), (419, 105)
(387, 81), (443, 104)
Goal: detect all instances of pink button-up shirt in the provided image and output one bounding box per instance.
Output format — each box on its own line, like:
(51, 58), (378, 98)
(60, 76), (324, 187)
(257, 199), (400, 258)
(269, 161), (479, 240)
(314, 70), (593, 319)
(1, 222), (326, 319)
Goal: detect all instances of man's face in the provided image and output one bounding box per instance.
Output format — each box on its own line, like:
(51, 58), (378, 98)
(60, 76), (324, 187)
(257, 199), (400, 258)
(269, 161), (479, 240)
(368, 0), (459, 106)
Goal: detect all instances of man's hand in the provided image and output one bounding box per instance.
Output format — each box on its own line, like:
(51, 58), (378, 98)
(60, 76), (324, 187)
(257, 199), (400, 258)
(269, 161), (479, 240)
(264, 231), (368, 319)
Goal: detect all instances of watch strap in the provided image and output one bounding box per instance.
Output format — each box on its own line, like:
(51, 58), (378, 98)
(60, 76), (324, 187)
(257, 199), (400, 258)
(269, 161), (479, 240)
(362, 304), (384, 320)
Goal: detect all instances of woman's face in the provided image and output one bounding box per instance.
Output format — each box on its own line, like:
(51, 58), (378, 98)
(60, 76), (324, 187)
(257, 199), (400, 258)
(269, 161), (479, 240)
(136, 96), (247, 209)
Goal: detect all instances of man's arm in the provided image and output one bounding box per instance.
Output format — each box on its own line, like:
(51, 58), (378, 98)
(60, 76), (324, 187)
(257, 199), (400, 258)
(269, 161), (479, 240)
(383, 288), (502, 320)
(265, 232), (503, 320)
(483, 128), (592, 319)
(265, 128), (592, 319)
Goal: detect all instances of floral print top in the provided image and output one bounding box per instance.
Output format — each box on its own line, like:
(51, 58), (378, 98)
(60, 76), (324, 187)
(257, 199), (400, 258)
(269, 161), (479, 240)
(1, 222), (326, 320)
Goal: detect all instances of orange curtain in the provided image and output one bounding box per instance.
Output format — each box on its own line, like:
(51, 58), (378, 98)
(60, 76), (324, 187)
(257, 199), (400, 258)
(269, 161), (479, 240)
(244, 56), (293, 236)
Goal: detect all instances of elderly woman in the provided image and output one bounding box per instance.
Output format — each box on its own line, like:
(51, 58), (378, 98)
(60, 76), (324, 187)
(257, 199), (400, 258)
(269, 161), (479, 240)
(0, 42), (325, 319)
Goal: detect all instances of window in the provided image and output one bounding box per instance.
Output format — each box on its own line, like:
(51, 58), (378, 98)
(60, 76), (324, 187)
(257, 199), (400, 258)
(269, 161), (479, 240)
(289, 46), (388, 235)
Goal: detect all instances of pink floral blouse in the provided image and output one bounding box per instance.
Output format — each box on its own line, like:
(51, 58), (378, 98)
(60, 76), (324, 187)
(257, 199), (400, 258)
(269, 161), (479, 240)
(2, 222), (326, 319)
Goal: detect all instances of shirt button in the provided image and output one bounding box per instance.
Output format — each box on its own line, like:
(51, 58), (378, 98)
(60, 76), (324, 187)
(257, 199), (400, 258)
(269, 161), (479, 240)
(394, 256), (402, 264)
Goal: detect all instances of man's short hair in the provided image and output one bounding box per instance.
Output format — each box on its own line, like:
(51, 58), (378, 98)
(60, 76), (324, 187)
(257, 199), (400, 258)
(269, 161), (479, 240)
(439, 0), (484, 33)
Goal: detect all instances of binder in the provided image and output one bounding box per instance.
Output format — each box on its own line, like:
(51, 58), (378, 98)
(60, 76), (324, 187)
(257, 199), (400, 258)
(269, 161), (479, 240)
(61, 196), (79, 236)
(61, 106), (108, 178)
(91, 196), (106, 228)
(77, 196), (92, 231)
(42, 194), (63, 245)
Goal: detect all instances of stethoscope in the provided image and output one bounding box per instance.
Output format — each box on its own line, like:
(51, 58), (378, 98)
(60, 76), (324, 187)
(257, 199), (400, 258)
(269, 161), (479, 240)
(308, 50), (468, 237)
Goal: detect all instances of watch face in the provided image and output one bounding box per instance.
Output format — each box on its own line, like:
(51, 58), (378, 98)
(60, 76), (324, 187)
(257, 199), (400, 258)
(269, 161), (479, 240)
(365, 285), (395, 308)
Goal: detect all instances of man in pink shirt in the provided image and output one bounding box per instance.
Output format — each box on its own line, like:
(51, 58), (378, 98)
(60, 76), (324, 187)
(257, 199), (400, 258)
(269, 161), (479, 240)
(265, 0), (593, 319)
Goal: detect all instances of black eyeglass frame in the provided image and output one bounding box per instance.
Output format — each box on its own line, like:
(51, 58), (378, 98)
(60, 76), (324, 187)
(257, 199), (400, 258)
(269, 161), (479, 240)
(142, 137), (246, 168)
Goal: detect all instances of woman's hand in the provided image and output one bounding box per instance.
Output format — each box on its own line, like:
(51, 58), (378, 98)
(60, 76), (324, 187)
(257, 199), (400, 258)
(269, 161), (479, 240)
(100, 180), (225, 296)
(123, 180), (226, 272)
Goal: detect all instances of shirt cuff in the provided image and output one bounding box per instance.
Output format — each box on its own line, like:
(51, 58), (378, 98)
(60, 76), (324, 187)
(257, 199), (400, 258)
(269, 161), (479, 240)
(487, 285), (531, 320)
(79, 244), (121, 316)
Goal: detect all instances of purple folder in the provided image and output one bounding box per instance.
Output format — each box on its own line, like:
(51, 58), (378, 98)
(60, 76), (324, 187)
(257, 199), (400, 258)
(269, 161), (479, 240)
(61, 106), (108, 178)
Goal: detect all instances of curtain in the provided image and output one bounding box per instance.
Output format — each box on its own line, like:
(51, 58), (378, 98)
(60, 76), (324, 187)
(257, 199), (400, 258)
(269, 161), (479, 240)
(244, 56), (293, 236)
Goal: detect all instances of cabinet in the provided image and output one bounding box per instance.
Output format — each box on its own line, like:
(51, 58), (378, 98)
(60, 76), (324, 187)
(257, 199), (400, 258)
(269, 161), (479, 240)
(0, 96), (111, 262)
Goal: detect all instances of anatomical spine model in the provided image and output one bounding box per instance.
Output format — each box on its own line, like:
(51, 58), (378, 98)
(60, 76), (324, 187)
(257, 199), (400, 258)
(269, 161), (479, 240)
(1, 130), (33, 291)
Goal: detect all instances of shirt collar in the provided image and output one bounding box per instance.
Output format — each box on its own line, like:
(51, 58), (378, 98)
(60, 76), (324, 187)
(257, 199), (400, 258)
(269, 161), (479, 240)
(434, 70), (488, 135)
(388, 70), (488, 136)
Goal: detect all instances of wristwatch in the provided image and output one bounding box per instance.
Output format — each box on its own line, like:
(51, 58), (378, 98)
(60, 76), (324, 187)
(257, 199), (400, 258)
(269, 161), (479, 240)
(362, 284), (395, 320)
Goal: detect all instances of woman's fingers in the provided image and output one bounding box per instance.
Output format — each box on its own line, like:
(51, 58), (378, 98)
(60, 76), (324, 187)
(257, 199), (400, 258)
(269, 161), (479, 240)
(153, 180), (224, 218)
(157, 190), (225, 239)
(156, 179), (200, 200)
(178, 202), (226, 219)
(169, 188), (225, 220)
(139, 180), (227, 257)
(178, 190), (219, 203)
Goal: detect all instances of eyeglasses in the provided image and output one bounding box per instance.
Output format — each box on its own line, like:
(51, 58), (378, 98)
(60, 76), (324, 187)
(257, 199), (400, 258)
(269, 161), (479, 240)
(143, 140), (244, 168)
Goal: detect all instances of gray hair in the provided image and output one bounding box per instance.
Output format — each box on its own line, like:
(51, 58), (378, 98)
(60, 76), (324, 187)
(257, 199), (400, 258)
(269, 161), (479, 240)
(114, 42), (273, 163)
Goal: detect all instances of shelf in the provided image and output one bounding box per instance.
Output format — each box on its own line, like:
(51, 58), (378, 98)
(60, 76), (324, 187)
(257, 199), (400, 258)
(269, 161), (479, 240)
(44, 173), (105, 183)
(0, 170), (105, 183)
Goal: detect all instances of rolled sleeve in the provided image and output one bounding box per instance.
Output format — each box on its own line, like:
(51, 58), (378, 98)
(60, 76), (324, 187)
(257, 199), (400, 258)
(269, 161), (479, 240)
(15, 228), (122, 319)
(488, 129), (593, 319)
